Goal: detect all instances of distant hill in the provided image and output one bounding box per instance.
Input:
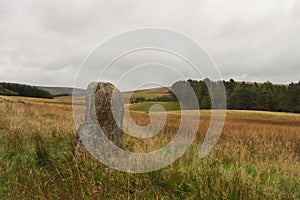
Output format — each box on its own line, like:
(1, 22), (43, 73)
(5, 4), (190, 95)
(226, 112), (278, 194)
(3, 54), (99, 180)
(37, 86), (86, 97)
(124, 87), (170, 95)
(0, 85), (18, 96)
(123, 87), (171, 101)
(0, 82), (86, 98)
(0, 82), (53, 99)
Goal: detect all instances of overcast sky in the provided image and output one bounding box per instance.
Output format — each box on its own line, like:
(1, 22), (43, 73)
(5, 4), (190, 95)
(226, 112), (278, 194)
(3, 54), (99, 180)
(0, 0), (299, 89)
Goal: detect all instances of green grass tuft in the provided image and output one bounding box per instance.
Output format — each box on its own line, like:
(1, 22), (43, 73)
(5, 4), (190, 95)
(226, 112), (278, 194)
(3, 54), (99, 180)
(129, 102), (180, 112)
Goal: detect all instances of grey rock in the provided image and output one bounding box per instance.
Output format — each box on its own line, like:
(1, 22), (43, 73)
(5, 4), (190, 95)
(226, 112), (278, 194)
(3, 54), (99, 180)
(75, 82), (124, 158)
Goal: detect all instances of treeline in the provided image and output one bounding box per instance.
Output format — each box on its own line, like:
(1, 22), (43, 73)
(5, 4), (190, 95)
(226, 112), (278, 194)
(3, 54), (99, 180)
(0, 82), (53, 99)
(170, 79), (300, 113)
(134, 96), (175, 103)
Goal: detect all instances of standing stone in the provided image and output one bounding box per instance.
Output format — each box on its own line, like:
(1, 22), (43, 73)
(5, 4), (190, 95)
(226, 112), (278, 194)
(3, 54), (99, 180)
(75, 82), (124, 158)
(93, 82), (123, 147)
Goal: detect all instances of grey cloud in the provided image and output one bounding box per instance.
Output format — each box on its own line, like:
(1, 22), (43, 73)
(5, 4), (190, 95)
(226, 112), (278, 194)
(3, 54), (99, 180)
(0, 0), (299, 88)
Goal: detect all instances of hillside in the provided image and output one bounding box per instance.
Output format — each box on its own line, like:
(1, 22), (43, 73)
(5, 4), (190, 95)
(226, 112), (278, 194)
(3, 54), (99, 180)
(0, 85), (17, 96)
(37, 86), (86, 97)
(0, 82), (53, 99)
(123, 87), (171, 102)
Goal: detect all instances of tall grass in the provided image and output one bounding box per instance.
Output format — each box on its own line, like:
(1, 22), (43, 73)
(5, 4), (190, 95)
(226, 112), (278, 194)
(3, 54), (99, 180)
(0, 97), (299, 199)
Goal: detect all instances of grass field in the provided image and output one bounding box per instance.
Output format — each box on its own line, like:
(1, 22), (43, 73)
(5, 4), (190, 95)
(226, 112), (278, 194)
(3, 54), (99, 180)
(0, 95), (299, 199)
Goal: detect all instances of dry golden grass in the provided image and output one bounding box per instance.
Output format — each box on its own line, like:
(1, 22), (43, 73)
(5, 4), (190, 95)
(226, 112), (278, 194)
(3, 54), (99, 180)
(0, 96), (299, 199)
